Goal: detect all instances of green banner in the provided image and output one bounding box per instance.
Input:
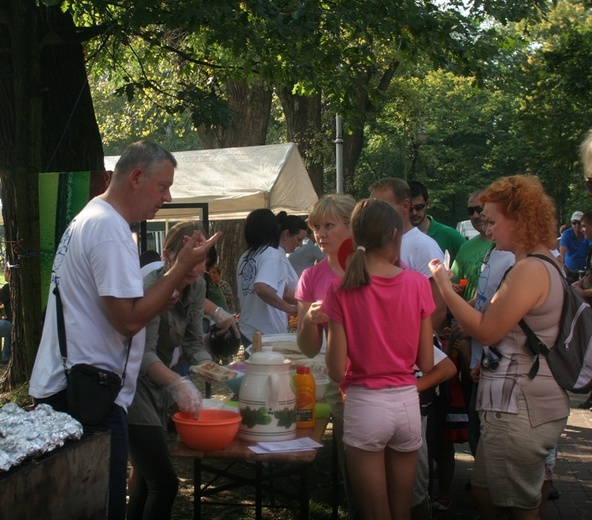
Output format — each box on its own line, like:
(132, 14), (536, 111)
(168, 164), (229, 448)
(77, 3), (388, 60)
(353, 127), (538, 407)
(39, 171), (111, 307)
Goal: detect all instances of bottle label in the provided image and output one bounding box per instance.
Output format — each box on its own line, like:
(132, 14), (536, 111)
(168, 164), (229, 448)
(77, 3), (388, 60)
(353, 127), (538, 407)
(297, 391), (314, 409)
(297, 408), (313, 422)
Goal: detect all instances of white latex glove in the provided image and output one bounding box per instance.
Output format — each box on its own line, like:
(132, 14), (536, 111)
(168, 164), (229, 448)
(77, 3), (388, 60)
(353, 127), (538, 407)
(212, 306), (240, 338)
(167, 377), (202, 418)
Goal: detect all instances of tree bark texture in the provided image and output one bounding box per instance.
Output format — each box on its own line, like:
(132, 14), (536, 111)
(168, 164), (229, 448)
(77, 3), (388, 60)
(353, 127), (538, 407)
(0, 3), (104, 391)
(277, 89), (324, 196)
(210, 220), (245, 313)
(197, 78), (272, 149)
(342, 60), (399, 193)
(197, 79), (272, 314)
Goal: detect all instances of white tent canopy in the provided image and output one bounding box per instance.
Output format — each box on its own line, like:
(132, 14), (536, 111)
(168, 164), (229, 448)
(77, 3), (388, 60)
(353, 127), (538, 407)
(105, 143), (318, 221)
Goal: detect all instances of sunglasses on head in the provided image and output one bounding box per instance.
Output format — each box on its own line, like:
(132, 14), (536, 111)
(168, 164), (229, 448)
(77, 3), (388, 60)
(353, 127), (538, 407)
(467, 205), (483, 216)
(410, 203), (427, 212)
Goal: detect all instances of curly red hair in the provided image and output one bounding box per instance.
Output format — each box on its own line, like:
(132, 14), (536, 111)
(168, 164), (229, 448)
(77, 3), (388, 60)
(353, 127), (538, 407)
(480, 175), (557, 252)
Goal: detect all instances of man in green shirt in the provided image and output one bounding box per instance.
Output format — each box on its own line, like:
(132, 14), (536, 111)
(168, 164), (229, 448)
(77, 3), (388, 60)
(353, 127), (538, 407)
(450, 190), (492, 302)
(408, 181), (467, 264)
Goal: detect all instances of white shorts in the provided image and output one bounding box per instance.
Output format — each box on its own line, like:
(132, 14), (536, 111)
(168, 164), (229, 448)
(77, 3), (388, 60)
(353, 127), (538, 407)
(343, 385), (422, 452)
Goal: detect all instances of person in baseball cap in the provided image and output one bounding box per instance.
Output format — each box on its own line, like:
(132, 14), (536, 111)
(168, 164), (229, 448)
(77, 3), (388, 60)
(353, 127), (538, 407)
(560, 210), (588, 283)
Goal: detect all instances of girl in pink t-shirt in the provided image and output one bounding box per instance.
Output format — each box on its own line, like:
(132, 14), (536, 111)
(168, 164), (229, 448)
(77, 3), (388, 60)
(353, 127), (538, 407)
(323, 198), (434, 520)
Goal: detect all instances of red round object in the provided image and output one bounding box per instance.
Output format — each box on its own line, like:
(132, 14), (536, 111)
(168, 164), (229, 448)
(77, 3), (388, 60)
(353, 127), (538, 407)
(337, 238), (355, 270)
(173, 410), (241, 451)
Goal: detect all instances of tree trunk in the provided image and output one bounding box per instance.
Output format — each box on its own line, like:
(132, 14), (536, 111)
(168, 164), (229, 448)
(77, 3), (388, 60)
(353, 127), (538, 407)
(342, 60), (400, 193)
(197, 78), (272, 149)
(0, 4), (104, 391)
(210, 220), (245, 313)
(198, 79), (272, 313)
(277, 90), (324, 196)
(0, 0), (44, 389)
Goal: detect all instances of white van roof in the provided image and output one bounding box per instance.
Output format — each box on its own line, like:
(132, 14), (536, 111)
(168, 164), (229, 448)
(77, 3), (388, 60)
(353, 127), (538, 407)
(456, 220), (479, 239)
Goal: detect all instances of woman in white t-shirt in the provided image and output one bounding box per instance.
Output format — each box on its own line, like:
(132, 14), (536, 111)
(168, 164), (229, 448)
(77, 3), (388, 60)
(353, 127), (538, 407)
(236, 209), (298, 349)
(277, 211), (307, 300)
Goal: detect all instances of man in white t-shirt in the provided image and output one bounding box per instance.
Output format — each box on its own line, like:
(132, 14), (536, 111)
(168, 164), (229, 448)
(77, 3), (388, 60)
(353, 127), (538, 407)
(369, 178), (446, 332)
(29, 141), (220, 520)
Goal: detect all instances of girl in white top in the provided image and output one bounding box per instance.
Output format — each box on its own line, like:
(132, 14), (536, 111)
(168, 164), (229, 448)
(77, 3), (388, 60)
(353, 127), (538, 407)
(237, 209), (298, 348)
(277, 211), (307, 299)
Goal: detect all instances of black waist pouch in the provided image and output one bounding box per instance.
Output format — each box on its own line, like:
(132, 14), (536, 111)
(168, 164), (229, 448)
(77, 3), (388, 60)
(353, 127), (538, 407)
(67, 363), (122, 425)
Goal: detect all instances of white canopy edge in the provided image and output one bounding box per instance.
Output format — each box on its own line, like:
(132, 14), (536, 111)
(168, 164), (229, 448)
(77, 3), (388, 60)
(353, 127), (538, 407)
(105, 143), (318, 221)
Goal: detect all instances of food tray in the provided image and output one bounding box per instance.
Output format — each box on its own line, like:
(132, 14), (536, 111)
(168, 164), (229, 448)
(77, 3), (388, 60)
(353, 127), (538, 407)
(190, 361), (240, 382)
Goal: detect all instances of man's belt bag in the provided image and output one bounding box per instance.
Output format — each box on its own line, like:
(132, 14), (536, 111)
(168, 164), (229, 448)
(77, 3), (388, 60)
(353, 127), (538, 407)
(66, 363), (123, 425)
(54, 286), (131, 426)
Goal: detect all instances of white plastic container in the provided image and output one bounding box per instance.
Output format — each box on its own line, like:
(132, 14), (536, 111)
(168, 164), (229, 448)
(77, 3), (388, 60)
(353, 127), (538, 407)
(238, 347), (297, 442)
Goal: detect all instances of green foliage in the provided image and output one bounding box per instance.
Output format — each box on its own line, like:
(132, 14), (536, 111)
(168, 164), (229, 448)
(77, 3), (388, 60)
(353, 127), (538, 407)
(352, 1), (592, 225)
(79, 0), (553, 145)
(81, 0), (588, 225)
(495, 0), (592, 219)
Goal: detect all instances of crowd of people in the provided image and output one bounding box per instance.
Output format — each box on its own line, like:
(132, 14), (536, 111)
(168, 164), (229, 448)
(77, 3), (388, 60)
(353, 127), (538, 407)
(18, 128), (592, 520)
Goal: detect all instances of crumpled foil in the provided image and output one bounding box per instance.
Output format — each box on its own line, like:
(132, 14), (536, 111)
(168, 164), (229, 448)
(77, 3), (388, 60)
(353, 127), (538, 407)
(0, 403), (83, 472)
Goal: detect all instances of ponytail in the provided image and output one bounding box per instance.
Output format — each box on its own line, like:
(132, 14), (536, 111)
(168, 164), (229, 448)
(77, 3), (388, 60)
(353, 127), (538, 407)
(340, 246), (370, 290)
(339, 198), (402, 291)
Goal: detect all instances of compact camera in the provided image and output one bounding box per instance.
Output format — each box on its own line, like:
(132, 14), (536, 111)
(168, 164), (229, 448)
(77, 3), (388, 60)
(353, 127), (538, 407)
(481, 347), (501, 372)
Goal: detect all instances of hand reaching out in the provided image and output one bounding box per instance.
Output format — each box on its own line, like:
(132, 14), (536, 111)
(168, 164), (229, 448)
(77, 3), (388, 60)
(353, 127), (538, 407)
(176, 230), (222, 273)
(308, 301), (329, 325)
(429, 258), (453, 288)
(212, 306), (240, 338)
(168, 377), (202, 418)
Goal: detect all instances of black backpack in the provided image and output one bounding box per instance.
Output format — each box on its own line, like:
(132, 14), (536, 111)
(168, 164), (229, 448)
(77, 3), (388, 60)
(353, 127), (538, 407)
(518, 254), (592, 393)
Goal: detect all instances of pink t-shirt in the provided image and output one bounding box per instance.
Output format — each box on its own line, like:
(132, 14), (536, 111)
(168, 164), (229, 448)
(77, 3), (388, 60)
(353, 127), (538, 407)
(322, 270), (435, 391)
(295, 259), (336, 332)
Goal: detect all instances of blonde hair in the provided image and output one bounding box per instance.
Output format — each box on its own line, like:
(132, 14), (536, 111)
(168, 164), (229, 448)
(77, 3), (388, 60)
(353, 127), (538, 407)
(480, 175), (557, 251)
(163, 221), (206, 263)
(340, 198), (403, 290)
(307, 194), (356, 230)
(580, 129), (592, 179)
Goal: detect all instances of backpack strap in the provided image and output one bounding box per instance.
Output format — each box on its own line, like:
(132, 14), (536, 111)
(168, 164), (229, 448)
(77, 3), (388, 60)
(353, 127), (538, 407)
(526, 253), (565, 278)
(518, 254), (563, 379)
(518, 318), (548, 379)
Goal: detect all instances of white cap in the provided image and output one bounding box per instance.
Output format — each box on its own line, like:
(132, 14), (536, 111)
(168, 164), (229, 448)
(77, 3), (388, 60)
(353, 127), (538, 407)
(571, 211), (584, 222)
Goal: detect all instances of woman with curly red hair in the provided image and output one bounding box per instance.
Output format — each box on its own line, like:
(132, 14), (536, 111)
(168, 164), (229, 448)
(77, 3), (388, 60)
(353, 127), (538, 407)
(429, 175), (569, 520)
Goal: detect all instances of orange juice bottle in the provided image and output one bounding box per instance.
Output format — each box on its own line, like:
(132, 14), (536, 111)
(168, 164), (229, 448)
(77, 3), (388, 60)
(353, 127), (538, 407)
(294, 366), (316, 428)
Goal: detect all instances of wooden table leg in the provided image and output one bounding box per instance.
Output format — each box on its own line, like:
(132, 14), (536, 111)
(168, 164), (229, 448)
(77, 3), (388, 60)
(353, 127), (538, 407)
(332, 425), (339, 520)
(193, 459), (202, 520)
(299, 463), (309, 519)
(255, 461), (263, 520)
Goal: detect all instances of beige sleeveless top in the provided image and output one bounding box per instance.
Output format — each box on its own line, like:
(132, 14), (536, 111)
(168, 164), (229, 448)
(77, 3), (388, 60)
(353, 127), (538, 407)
(477, 258), (570, 427)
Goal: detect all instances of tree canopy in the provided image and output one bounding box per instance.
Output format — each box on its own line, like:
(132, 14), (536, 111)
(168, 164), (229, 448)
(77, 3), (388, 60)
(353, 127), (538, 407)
(1, 0), (591, 390)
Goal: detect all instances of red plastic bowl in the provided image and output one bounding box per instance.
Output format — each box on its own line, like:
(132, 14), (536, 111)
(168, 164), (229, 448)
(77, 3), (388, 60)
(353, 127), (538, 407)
(173, 410), (241, 451)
